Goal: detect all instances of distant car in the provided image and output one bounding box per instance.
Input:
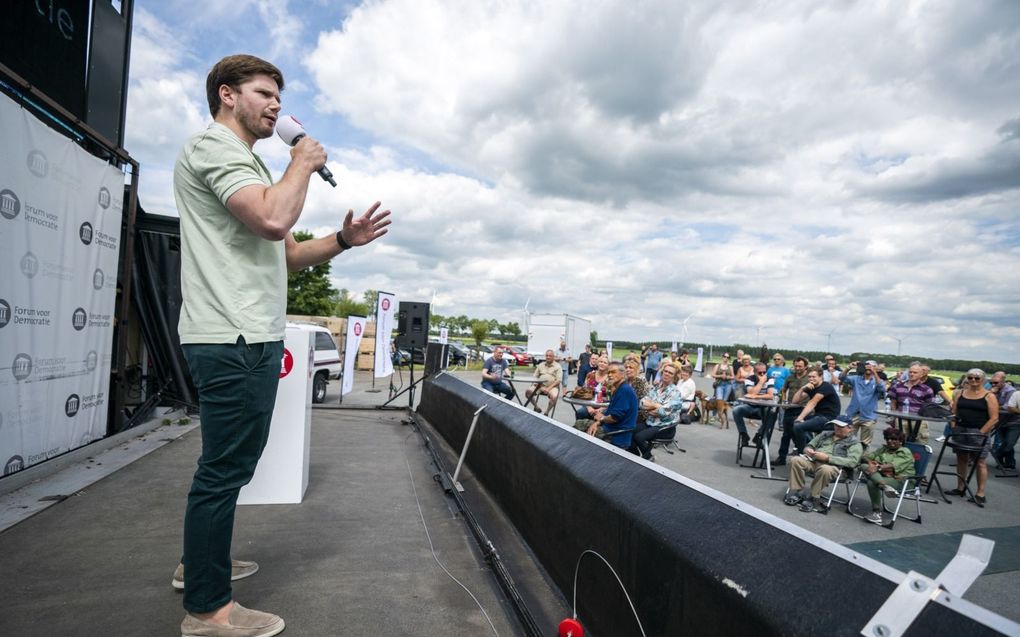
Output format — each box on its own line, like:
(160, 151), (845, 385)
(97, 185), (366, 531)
(927, 374), (956, 402)
(504, 346), (534, 367)
(446, 342), (469, 366)
(288, 322), (341, 403)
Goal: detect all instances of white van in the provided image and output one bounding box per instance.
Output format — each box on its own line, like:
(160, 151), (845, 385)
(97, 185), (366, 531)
(287, 322), (342, 403)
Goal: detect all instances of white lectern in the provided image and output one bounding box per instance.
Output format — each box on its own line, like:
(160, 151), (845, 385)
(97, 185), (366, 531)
(238, 326), (313, 505)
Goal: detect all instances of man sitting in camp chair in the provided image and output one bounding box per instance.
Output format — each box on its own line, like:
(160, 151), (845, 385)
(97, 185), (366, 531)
(784, 416), (863, 513)
(525, 349), (562, 415)
(574, 363), (637, 450)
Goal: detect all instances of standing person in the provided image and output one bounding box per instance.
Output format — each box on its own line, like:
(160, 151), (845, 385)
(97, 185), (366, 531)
(887, 364), (935, 442)
(822, 355), (842, 391)
(771, 357), (811, 466)
(732, 349), (745, 376)
(576, 343), (594, 388)
(767, 353), (791, 393)
(947, 369), (999, 507)
(842, 360), (886, 449)
(555, 340), (573, 388)
(989, 371), (1019, 470)
(644, 344), (663, 383)
(713, 353), (734, 401)
(173, 54), (391, 636)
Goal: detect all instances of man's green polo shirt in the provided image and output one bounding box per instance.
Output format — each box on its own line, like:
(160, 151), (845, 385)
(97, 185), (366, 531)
(174, 123), (286, 344)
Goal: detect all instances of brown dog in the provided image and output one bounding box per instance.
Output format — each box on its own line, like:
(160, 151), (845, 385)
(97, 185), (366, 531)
(701, 392), (730, 429)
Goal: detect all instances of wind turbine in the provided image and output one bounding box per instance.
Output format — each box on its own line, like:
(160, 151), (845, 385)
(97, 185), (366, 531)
(678, 312), (695, 347)
(893, 335), (906, 357)
(825, 328), (837, 354)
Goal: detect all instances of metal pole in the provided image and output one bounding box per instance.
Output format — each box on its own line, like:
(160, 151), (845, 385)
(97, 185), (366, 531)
(451, 404), (489, 491)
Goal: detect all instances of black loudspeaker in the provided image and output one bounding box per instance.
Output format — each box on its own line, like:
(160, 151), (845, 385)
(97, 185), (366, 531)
(396, 302), (430, 350)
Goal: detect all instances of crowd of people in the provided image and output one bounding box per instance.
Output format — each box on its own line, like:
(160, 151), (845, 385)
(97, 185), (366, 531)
(480, 342), (1019, 523)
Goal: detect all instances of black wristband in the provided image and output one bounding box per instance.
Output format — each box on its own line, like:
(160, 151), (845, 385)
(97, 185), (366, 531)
(335, 231), (353, 251)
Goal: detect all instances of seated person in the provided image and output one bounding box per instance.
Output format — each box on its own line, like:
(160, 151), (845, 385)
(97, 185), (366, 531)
(858, 427), (915, 525)
(526, 349), (562, 415)
(675, 364), (698, 415)
(633, 363), (685, 459)
(731, 362), (776, 448)
(622, 355), (648, 402)
(784, 417), (863, 513)
(480, 347), (514, 399)
(574, 363), (637, 450)
(791, 368), (842, 453)
(575, 354), (610, 420)
(993, 372), (1020, 471)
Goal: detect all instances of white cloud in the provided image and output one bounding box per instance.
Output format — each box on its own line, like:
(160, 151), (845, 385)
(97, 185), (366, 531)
(124, 0), (1020, 362)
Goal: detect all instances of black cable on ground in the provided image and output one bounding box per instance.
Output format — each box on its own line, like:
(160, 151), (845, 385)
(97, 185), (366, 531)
(407, 411), (545, 637)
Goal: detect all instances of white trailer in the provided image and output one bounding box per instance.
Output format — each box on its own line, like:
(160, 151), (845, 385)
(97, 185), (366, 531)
(525, 313), (592, 364)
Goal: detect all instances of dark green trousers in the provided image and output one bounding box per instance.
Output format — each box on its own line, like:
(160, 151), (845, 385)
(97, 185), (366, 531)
(181, 337), (283, 613)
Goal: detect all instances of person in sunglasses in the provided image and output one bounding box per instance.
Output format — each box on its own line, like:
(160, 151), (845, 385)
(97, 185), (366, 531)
(947, 369), (999, 507)
(731, 362), (776, 448)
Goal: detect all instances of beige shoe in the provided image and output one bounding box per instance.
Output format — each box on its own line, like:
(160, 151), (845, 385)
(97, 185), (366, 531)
(172, 559), (259, 590)
(181, 602), (284, 637)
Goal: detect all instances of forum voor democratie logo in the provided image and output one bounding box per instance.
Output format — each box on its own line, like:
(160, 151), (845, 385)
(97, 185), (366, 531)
(12, 353), (33, 381)
(27, 150), (49, 178)
(98, 187), (111, 209)
(93, 269), (104, 290)
(65, 394), (80, 417)
(21, 252), (39, 278)
(80, 221), (94, 245)
(0, 299), (10, 328)
(5, 455), (24, 476)
(1, 189), (21, 220)
(72, 307), (87, 331)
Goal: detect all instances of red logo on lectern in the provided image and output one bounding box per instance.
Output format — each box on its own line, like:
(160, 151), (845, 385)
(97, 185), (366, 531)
(354, 322), (362, 336)
(280, 348), (294, 378)
(381, 298), (390, 311)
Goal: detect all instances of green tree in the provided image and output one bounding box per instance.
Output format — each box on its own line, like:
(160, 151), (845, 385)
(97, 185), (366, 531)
(471, 320), (489, 346)
(331, 288), (369, 318)
(362, 290), (380, 316)
(287, 230), (336, 316)
(590, 330), (598, 347)
(505, 321), (521, 337)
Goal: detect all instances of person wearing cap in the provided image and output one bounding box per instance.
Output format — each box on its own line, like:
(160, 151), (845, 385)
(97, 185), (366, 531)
(858, 427), (915, 525)
(842, 360), (886, 449)
(784, 417), (863, 513)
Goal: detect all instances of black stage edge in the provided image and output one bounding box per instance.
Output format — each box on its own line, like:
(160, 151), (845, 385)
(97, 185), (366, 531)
(417, 373), (1016, 637)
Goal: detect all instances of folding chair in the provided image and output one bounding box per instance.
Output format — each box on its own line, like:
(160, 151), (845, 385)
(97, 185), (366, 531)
(601, 426), (639, 456)
(650, 424), (686, 455)
(926, 431), (987, 503)
(847, 442), (933, 529)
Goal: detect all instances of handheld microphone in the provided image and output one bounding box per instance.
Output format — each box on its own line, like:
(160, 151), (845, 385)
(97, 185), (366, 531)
(276, 115), (337, 187)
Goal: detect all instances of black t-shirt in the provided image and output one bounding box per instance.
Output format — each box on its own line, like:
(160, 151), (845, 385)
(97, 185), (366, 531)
(805, 382), (841, 419)
(578, 351), (592, 369)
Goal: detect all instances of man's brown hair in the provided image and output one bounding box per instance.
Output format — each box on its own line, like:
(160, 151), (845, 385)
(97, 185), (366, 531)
(206, 54), (285, 118)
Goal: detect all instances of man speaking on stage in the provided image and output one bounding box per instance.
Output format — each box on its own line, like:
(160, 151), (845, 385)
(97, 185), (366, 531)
(172, 53), (391, 637)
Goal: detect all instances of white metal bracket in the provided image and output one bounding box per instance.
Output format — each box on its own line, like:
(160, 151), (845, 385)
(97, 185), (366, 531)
(861, 533), (994, 637)
(449, 403), (489, 492)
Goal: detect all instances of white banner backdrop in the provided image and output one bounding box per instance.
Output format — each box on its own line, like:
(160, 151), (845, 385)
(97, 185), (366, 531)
(373, 292), (395, 378)
(342, 315), (366, 395)
(0, 94), (124, 477)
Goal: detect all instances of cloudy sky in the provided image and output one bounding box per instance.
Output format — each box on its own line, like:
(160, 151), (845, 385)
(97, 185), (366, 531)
(123, 0), (1020, 363)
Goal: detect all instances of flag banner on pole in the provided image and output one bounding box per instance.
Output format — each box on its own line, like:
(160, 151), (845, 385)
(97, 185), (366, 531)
(671, 340), (678, 353)
(439, 327), (448, 344)
(342, 316), (366, 395)
(0, 94), (123, 475)
(606, 342), (613, 361)
(695, 347), (704, 373)
(374, 292), (395, 377)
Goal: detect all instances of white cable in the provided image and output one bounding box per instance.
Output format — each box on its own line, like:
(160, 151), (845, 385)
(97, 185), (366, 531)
(571, 549), (647, 637)
(403, 431), (501, 637)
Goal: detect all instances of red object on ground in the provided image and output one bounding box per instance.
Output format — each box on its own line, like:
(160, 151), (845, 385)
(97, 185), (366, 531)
(558, 617), (584, 637)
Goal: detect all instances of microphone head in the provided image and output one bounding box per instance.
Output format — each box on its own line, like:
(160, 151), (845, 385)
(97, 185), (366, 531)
(276, 115), (306, 146)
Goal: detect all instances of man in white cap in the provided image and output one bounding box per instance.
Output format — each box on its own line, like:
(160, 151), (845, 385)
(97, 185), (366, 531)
(784, 416), (863, 513)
